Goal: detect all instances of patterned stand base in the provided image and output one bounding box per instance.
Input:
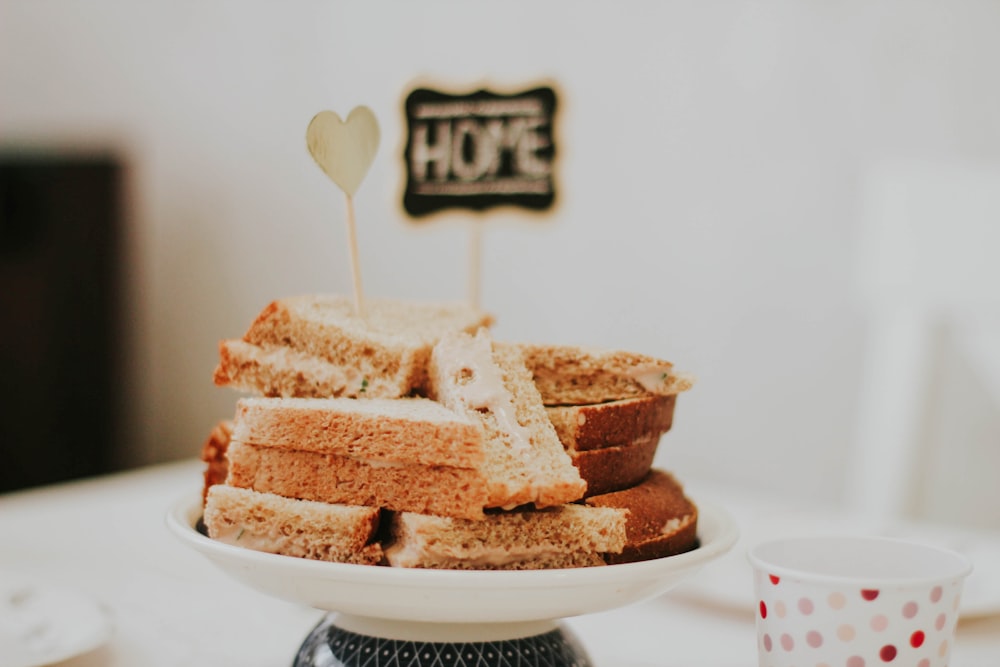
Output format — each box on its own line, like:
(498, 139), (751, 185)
(293, 614), (593, 667)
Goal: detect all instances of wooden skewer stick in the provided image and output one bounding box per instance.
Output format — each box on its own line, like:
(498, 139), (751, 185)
(469, 224), (482, 310)
(344, 194), (366, 319)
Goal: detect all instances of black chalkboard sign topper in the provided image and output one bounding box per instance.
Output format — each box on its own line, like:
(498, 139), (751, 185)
(402, 86), (557, 219)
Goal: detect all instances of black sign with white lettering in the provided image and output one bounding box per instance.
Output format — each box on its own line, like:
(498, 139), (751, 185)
(402, 86), (557, 218)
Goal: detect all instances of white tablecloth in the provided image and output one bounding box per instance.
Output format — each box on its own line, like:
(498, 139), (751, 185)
(1, 460), (997, 666)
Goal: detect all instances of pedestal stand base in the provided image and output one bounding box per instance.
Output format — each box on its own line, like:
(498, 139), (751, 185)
(293, 613), (593, 667)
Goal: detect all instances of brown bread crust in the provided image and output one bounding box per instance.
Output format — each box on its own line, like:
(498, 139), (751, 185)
(546, 395), (676, 452)
(585, 469), (699, 564)
(571, 435), (661, 497)
(200, 420), (233, 504)
(545, 395), (675, 497)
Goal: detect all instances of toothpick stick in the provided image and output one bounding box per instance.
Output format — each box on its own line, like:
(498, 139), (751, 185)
(469, 224), (482, 310)
(344, 194), (366, 319)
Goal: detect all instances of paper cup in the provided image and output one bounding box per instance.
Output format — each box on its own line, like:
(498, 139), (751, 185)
(748, 536), (971, 667)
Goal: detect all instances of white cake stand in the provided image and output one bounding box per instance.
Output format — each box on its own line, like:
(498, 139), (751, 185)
(167, 495), (737, 667)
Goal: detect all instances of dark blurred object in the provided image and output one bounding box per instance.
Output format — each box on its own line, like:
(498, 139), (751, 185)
(0, 152), (124, 492)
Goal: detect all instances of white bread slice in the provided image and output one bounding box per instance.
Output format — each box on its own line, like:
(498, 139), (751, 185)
(428, 330), (586, 510)
(517, 343), (694, 405)
(225, 441), (491, 520)
(231, 396), (484, 467)
(214, 294), (494, 398)
(383, 504), (627, 569)
(203, 485), (383, 564)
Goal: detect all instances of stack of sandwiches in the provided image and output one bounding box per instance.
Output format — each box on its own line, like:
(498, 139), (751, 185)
(200, 294), (698, 569)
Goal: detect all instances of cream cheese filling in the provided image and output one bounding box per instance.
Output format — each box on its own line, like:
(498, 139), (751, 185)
(386, 538), (572, 568)
(628, 364), (674, 393)
(437, 331), (532, 452)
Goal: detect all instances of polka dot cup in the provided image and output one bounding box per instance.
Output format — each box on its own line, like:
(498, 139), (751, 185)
(749, 536), (971, 667)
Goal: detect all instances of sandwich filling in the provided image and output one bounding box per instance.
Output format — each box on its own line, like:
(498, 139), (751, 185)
(433, 329), (533, 452)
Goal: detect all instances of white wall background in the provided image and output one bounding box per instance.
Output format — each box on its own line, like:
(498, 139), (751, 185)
(3, 1), (998, 526)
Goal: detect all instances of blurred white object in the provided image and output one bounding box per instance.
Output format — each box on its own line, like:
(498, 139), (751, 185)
(0, 570), (112, 667)
(850, 161), (1000, 527)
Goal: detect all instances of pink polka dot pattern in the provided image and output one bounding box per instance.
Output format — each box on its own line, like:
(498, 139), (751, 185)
(753, 574), (964, 667)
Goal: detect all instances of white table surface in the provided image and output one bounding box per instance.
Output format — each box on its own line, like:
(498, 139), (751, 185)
(1, 460), (997, 666)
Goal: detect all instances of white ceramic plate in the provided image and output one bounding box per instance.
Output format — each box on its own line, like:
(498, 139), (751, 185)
(167, 494), (738, 624)
(0, 571), (113, 667)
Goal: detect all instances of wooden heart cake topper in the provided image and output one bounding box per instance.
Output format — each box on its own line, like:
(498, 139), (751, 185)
(306, 106), (380, 196)
(306, 106), (381, 318)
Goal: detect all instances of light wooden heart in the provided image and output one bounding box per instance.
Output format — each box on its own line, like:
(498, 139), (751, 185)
(306, 106), (380, 196)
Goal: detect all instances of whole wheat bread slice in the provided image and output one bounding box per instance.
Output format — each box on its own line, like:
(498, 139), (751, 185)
(215, 340), (365, 398)
(546, 394), (676, 452)
(517, 343), (694, 405)
(231, 396), (484, 467)
(225, 441), (491, 520)
(383, 503), (626, 569)
(214, 294), (493, 398)
(585, 469), (699, 564)
(204, 485), (384, 564)
(571, 434), (662, 497)
(546, 395), (676, 497)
